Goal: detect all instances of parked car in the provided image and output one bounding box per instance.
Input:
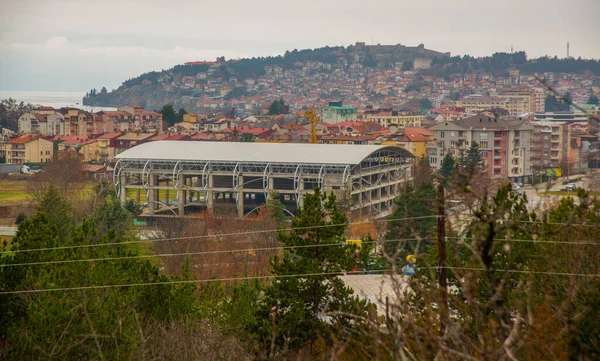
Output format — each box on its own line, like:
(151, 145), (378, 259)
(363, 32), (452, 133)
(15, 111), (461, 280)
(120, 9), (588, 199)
(565, 183), (577, 191)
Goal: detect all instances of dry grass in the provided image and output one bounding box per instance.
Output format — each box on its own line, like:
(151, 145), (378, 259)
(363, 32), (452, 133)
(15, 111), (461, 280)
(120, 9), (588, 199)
(0, 178), (96, 206)
(0, 179), (29, 205)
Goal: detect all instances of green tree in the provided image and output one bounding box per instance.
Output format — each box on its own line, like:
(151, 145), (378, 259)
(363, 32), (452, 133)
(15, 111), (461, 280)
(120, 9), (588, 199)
(160, 104), (178, 126)
(401, 61), (413, 71)
(239, 133), (255, 142)
(462, 141), (482, 176)
(35, 183), (77, 241)
(439, 153), (456, 186)
(0, 98), (34, 130)
(385, 183), (437, 260)
(263, 190), (287, 225)
(588, 94), (599, 105)
(0, 155), (6, 164)
(253, 188), (366, 353)
(176, 108), (188, 123)
(420, 98), (433, 112)
(0, 188), (198, 360)
(268, 98), (289, 115)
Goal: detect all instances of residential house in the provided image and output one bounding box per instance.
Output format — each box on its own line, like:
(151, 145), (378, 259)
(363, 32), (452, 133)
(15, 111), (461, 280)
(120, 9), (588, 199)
(0, 135), (53, 164)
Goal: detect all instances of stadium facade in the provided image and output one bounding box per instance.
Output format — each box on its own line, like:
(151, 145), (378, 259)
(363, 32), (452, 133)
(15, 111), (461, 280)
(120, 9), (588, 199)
(114, 141), (415, 217)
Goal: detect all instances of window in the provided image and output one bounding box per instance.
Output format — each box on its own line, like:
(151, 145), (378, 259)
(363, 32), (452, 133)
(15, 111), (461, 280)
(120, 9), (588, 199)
(440, 131), (445, 138)
(479, 141), (488, 149)
(543, 135), (549, 140)
(450, 141), (456, 147)
(450, 131), (456, 137)
(480, 132), (488, 140)
(480, 151), (487, 158)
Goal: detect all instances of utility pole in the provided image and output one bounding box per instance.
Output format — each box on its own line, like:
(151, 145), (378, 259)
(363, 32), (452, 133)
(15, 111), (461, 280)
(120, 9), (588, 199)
(436, 183), (448, 333)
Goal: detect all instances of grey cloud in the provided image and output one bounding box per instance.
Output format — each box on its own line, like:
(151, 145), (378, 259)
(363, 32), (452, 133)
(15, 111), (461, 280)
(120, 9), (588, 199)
(0, 0), (599, 91)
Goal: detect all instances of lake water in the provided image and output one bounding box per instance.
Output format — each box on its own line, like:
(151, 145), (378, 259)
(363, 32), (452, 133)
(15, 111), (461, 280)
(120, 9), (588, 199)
(0, 91), (116, 111)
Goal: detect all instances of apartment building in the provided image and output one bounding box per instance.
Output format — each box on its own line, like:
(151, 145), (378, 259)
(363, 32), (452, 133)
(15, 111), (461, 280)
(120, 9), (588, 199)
(55, 136), (99, 162)
(497, 88), (543, 114)
(18, 112), (65, 136)
(382, 127), (434, 157)
(94, 110), (134, 133)
(428, 113), (533, 182)
(530, 121), (568, 172)
(0, 135), (53, 164)
(366, 113), (424, 128)
(321, 101), (358, 123)
(96, 132), (122, 163)
(456, 95), (531, 117)
(118, 106), (163, 131)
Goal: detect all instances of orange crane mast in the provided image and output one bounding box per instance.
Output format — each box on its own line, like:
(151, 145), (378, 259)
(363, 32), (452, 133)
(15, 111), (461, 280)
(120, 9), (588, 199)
(305, 107), (319, 144)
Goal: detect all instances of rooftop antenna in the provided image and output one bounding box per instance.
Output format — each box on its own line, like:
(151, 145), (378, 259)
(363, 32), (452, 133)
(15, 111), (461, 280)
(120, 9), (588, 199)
(511, 45), (513, 53)
(567, 41), (570, 59)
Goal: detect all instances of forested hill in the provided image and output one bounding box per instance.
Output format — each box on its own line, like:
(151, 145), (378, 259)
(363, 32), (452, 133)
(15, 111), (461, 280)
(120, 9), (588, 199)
(82, 43), (600, 111)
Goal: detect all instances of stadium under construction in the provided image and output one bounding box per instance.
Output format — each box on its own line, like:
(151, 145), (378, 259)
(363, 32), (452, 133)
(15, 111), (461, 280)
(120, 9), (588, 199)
(114, 141), (415, 217)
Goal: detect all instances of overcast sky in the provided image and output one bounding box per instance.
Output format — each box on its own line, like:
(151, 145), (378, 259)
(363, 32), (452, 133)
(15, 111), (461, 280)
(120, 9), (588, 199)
(1, 0), (599, 92)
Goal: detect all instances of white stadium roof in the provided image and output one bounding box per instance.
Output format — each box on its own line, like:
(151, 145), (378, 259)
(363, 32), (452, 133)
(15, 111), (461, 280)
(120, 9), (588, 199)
(116, 141), (413, 165)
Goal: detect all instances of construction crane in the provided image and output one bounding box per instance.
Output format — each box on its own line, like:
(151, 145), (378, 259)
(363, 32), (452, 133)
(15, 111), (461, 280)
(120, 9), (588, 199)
(305, 106), (319, 144)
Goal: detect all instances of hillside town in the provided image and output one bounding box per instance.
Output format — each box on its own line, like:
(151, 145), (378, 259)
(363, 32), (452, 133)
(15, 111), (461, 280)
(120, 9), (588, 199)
(1, 75), (599, 185)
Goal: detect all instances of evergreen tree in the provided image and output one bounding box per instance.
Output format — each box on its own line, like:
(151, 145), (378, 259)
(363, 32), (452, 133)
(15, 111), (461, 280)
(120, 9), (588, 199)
(253, 188), (366, 351)
(385, 183), (437, 260)
(462, 141), (482, 176)
(160, 104), (178, 126)
(588, 94), (599, 105)
(439, 153), (456, 186)
(0, 187), (198, 360)
(263, 190), (286, 225)
(268, 98), (289, 115)
(176, 108), (187, 123)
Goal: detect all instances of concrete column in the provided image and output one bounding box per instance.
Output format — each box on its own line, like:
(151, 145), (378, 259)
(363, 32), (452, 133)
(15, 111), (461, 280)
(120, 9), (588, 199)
(206, 174), (213, 212)
(119, 174), (127, 204)
(178, 173), (185, 216)
(237, 175), (244, 217)
(148, 174), (155, 216)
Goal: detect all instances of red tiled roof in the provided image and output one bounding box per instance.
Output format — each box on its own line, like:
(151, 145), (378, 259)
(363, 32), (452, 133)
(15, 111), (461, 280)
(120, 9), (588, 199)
(7, 135), (39, 144)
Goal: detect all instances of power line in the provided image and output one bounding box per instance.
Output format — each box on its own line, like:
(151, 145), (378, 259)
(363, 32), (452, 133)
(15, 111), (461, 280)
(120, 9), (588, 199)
(1, 215), (439, 255)
(2, 266), (599, 296)
(0, 238), (419, 268)
(2, 234), (599, 269)
(0, 269), (391, 295)
(439, 266), (600, 278)
(448, 237), (600, 245)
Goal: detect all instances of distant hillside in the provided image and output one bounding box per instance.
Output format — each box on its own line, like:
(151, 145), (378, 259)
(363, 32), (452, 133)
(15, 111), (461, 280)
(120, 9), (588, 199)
(82, 43), (600, 111)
